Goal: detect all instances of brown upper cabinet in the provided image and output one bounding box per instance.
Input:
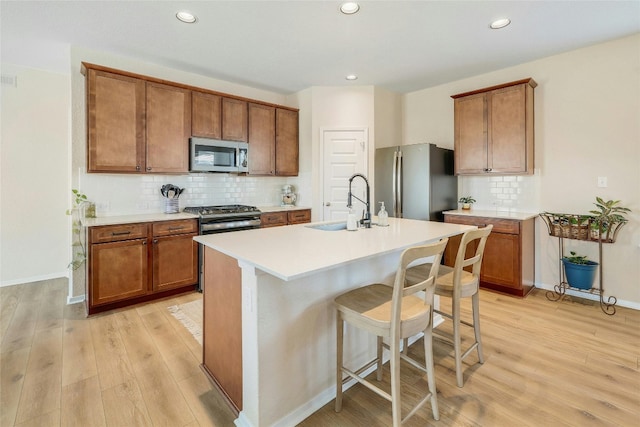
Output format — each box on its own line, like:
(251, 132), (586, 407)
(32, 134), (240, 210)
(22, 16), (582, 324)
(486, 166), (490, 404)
(192, 91), (222, 139)
(248, 103), (276, 175)
(146, 82), (191, 173)
(85, 66), (191, 173)
(222, 98), (248, 142)
(247, 104), (299, 176)
(452, 78), (536, 175)
(192, 93), (249, 143)
(86, 69), (146, 173)
(276, 108), (299, 176)
(83, 62), (298, 175)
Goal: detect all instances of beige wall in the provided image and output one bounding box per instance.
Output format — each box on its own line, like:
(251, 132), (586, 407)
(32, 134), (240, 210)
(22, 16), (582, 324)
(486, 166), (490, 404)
(402, 34), (640, 306)
(0, 64), (70, 286)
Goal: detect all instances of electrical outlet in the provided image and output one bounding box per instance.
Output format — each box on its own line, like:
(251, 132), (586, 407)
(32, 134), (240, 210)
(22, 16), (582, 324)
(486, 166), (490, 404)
(96, 201), (110, 211)
(597, 176), (607, 188)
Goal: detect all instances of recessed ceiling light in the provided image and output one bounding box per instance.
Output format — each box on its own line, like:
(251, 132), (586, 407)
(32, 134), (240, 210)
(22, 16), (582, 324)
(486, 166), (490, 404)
(340, 2), (360, 15)
(490, 18), (511, 29)
(345, 74), (358, 81)
(176, 11), (197, 23)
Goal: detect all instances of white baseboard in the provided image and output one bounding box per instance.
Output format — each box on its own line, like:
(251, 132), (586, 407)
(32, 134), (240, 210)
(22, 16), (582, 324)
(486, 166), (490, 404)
(67, 294), (85, 305)
(534, 283), (640, 311)
(0, 271), (68, 287)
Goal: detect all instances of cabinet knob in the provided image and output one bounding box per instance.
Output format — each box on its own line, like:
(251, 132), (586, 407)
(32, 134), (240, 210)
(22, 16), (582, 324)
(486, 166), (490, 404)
(136, 165), (141, 171)
(325, 202), (331, 206)
(142, 241), (147, 245)
(146, 167), (152, 171)
(153, 239), (158, 244)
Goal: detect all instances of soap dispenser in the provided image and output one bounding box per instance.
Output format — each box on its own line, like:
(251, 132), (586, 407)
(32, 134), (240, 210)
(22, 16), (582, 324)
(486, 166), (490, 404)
(347, 208), (358, 231)
(377, 202), (389, 227)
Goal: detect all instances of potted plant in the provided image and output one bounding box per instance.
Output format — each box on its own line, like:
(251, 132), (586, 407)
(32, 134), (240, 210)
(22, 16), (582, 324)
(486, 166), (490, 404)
(458, 196), (476, 210)
(562, 251), (598, 290)
(588, 197), (631, 242)
(66, 189), (93, 270)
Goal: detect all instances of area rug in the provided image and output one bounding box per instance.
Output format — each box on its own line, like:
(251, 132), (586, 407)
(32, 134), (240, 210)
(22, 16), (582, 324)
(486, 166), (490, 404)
(168, 299), (203, 345)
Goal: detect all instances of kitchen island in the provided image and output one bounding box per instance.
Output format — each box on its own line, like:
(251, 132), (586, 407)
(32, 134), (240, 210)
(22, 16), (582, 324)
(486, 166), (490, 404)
(194, 217), (474, 427)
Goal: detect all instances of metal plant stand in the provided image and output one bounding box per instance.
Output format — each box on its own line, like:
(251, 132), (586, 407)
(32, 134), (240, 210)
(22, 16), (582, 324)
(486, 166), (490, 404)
(540, 213), (624, 316)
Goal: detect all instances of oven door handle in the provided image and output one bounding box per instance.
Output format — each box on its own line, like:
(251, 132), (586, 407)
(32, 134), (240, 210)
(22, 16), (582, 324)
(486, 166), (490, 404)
(201, 219), (262, 232)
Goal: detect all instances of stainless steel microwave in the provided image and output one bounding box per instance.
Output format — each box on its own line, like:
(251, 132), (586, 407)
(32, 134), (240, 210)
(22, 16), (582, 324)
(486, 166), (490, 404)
(189, 137), (248, 173)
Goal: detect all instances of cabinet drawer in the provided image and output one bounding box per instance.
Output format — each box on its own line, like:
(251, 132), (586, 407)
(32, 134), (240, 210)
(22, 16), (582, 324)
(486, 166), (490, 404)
(261, 212), (287, 227)
(445, 215), (520, 235)
(90, 223), (148, 243)
(153, 219), (198, 237)
(288, 209), (311, 224)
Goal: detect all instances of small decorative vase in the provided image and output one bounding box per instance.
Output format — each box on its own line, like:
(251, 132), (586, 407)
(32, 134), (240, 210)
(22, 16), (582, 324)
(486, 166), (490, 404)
(462, 203), (471, 210)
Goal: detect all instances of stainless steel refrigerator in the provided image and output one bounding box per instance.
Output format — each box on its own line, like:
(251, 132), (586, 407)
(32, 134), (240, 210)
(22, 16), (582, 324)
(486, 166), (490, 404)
(375, 143), (457, 221)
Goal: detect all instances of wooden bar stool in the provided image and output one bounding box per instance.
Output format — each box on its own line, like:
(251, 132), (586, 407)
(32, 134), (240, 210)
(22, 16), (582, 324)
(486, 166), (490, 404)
(334, 239), (448, 426)
(406, 225), (492, 387)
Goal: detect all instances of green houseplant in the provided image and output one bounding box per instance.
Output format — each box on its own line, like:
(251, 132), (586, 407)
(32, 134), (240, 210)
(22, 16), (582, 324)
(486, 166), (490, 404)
(458, 196), (476, 210)
(562, 251), (598, 290)
(66, 189), (92, 270)
(588, 197), (631, 242)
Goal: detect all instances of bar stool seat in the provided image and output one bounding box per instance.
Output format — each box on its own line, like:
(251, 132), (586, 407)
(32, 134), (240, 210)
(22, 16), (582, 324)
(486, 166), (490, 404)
(334, 239), (448, 426)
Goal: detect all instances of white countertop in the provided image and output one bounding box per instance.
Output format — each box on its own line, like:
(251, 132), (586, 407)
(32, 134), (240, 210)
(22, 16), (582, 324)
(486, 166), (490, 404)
(82, 212), (198, 227)
(257, 205), (311, 213)
(444, 209), (539, 221)
(194, 217), (474, 281)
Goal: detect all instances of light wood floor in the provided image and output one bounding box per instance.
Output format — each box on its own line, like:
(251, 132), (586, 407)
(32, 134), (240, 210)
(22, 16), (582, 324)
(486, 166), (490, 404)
(2, 279), (639, 426)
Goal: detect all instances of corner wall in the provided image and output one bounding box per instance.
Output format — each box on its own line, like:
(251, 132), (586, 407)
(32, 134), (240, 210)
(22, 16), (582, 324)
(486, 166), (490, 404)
(0, 64), (71, 286)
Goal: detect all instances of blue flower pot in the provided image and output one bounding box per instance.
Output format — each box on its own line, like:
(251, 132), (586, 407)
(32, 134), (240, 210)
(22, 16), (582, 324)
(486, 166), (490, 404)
(562, 259), (599, 290)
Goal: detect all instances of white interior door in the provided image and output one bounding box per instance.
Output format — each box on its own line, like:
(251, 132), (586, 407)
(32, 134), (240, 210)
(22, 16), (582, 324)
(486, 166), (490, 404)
(322, 128), (368, 221)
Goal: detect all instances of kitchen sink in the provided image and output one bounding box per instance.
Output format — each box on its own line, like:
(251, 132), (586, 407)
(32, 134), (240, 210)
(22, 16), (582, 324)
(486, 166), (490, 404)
(305, 222), (348, 231)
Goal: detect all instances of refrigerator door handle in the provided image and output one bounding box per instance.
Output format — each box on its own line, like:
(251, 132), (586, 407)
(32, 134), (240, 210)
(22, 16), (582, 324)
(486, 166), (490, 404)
(392, 150), (398, 217)
(397, 149), (403, 218)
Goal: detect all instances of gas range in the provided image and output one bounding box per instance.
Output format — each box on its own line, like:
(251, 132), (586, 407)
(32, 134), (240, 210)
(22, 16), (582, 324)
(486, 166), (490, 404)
(184, 204), (261, 220)
(183, 204), (262, 234)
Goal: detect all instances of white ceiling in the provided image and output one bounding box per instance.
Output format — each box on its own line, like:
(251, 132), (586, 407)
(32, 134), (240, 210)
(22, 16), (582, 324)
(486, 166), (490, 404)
(2, 1), (639, 94)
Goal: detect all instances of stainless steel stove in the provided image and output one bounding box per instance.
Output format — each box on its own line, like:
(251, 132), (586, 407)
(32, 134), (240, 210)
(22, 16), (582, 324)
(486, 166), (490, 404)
(184, 204), (262, 234)
(184, 204), (262, 292)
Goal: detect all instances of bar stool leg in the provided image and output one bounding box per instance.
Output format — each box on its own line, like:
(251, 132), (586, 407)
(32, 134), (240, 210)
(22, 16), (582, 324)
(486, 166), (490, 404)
(335, 314), (344, 412)
(423, 327), (440, 420)
(390, 337), (402, 426)
(472, 293), (484, 364)
(376, 336), (383, 381)
(453, 298), (464, 388)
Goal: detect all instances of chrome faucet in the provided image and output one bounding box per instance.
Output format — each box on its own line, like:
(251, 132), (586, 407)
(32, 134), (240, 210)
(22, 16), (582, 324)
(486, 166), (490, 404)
(347, 173), (371, 228)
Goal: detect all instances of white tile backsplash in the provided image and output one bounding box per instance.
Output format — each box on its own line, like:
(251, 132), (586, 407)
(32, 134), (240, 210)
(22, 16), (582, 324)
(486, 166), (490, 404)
(79, 171), (309, 216)
(459, 169), (541, 213)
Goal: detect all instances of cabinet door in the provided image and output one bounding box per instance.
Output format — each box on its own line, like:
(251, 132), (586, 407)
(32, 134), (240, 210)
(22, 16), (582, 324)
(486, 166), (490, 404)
(146, 82), (191, 173)
(248, 103), (276, 175)
(192, 91), (222, 139)
(480, 232), (521, 289)
(275, 109), (299, 176)
(90, 239), (149, 306)
(489, 84), (528, 173)
(222, 98), (248, 142)
(152, 233), (198, 292)
(87, 69), (146, 173)
(454, 93), (487, 175)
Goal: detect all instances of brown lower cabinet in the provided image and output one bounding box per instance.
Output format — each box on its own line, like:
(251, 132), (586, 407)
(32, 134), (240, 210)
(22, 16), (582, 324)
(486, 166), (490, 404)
(260, 208), (311, 228)
(444, 214), (535, 297)
(87, 219), (198, 314)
